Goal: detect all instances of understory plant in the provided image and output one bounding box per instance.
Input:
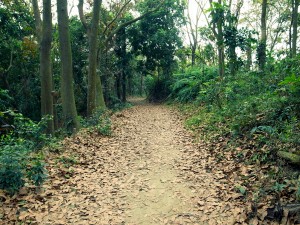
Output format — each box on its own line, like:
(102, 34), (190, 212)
(0, 111), (49, 195)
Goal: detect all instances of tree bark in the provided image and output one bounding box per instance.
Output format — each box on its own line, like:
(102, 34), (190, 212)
(57, 0), (80, 131)
(78, 0), (105, 116)
(258, 0), (267, 71)
(216, 7), (225, 78)
(120, 27), (127, 103)
(246, 41), (252, 70)
(292, 0), (299, 57)
(209, 0), (225, 77)
(32, 0), (54, 134)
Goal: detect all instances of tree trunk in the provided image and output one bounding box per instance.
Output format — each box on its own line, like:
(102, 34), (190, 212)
(292, 0), (299, 57)
(32, 0), (54, 134)
(95, 74), (106, 108)
(258, 0), (267, 71)
(115, 73), (122, 100)
(40, 0), (54, 134)
(217, 23), (225, 77)
(87, 0), (104, 116)
(191, 46), (196, 66)
(57, 0), (80, 131)
(210, 0), (225, 78)
(140, 74), (144, 96)
(120, 27), (127, 103)
(246, 42), (252, 70)
(78, 0), (105, 116)
(121, 70), (126, 102)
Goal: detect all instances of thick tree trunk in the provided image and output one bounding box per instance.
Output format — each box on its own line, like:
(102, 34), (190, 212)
(217, 24), (225, 77)
(32, 0), (54, 134)
(78, 0), (105, 116)
(40, 0), (54, 134)
(57, 0), (80, 131)
(258, 0), (267, 71)
(292, 0), (299, 57)
(95, 74), (106, 108)
(87, 0), (105, 116)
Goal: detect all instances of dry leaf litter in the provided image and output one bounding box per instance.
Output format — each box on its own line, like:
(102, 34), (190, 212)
(0, 98), (295, 224)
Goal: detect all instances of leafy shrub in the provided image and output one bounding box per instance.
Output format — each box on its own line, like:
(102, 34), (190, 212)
(0, 143), (47, 195)
(106, 96), (132, 111)
(177, 68), (300, 151)
(85, 108), (112, 136)
(0, 154), (25, 195)
(0, 112), (49, 194)
(170, 66), (218, 103)
(0, 89), (13, 111)
(26, 158), (47, 186)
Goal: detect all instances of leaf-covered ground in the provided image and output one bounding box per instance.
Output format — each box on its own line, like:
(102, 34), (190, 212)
(0, 98), (296, 224)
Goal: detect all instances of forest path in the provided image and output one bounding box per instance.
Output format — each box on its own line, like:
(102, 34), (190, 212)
(1, 98), (247, 225)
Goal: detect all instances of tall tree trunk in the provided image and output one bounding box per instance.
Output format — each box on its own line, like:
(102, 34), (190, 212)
(140, 74), (143, 96)
(121, 70), (126, 102)
(246, 41), (252, 70)
(191, 46), (196, 66)
(115, 73), (121, 100)
(120, 27), (127, 103)
(217, 11), (225, 78)
(32, 0), (54, 134)
(57, 0), (80, 131)
(209, 0), (225, 77)
(78, 0), (105, 116)
(258, 0), (267, 71)
(87, 0), (104, 115)
(292, 0), (299, 57)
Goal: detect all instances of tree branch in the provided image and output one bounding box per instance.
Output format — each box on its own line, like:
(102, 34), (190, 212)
(78, 0), (88, 32)
(105, 1), (163, 45)
(103, 0), (132, 35)
(31, 0), (42, 43)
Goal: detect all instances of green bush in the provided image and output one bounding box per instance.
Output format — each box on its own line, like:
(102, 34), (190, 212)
(170, 66), (218, 103)
(0, 112), (49, 195)
(0, 153), (25, 195)
(176, 66), (300, 153)
(85, 108), (112, 136)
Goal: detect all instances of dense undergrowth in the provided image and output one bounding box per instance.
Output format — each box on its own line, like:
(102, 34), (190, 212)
(167, 58), (300, 155)
(0, 105), (123, 195)
(144, 57), (300, 220)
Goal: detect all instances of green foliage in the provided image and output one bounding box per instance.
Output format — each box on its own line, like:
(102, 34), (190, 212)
(0, 112), (49, 194)
(174, 60), (300, 162)
(170, 66), (218, 103)
(128, 0), (185, 76)
(85, 108), (112, 136)
(0, 2), (40, 120)
(0, 145), (26, 195)
(58, 155), (77, 168)
(0, 89), (13, 111)
(26, 159), (47, 186)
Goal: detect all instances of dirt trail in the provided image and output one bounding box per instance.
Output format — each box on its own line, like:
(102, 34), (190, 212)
(0, 98), (247, 225)
(121, 99), (197, 224)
